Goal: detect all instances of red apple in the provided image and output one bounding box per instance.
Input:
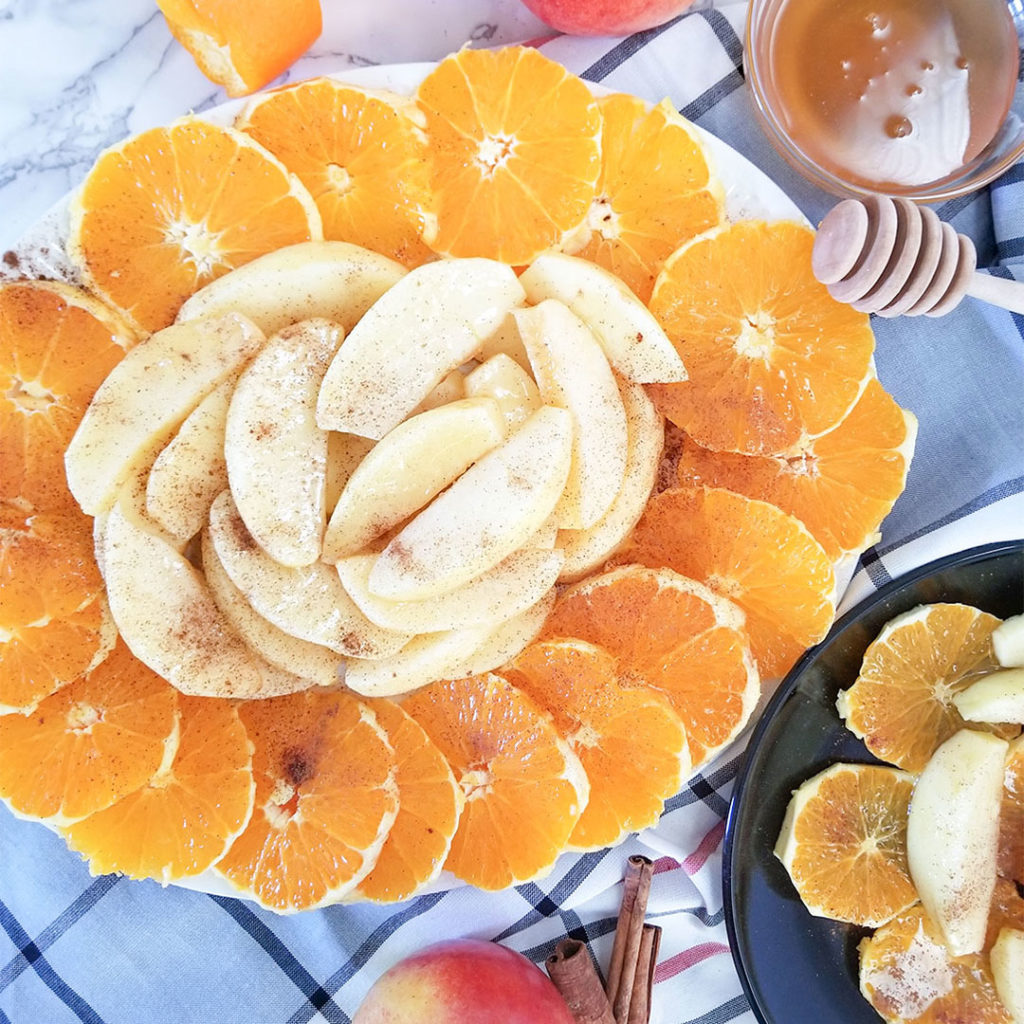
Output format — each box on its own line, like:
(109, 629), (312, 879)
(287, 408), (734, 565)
(353, 938), (575, 1024)
(520, 0), (698, 36)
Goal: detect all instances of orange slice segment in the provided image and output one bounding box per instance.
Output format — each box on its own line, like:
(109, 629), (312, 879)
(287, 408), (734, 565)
(676, 378), (918, 562)
(569, 95), (724, 302)
(837, 604), (1016, 773)
(157, 0), (322, 98)
(859, 905), (1012, 1024)
(62, 695), (254, 881)
(355, 699), (465, 904)
(503, 638), (689, 851)
(0, 281), (135, 515)
(68, 118), (322, 333)
(215, 690), (398, 912)
(0, 597), (115, 714)
(614, 486), (836, 679)
(542, 564), (759, 770)
(415, 46), (601, 264)
(401, 673), (589, 890)
(648, 220), (875, 456)
(238, 79), (435, 268)
(1000, 736), (1024, 884)
(775, 762), (917, 927)
(0, 640), (178, 824)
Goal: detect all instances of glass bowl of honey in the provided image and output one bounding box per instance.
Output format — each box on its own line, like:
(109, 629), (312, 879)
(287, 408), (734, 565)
(745, 0), (1024, 200)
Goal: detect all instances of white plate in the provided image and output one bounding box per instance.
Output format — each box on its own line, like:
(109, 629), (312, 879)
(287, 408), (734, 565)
(6, 61), (806, 905)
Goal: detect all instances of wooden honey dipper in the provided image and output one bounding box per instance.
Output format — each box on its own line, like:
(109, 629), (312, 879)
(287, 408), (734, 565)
(812, 194), (1024, 317)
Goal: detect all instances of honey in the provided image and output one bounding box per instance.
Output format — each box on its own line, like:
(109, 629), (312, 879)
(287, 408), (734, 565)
(755, 0), (1019, 189)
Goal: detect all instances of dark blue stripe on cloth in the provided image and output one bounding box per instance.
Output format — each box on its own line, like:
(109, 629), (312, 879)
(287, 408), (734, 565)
(0, 1005), (11, 1024)
(684, 993), (752, 1024)
(858, 546), (893, 590)
(997, 235), (1024, 262)
(698, 8), (744, 68)
(680, 70), (746, 123)
(935, 188), (985, 224)
(0, 895), (107, 1024)
(211, 896), (345, 1023)
(663, 755), (741, 816)
(991, 163), (1024, 191)
(580, 16), (689, 82)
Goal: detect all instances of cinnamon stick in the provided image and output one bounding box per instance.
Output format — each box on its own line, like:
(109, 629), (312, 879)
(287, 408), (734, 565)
(606, 855), (654, 1023)
(625, 925), (661, 1024)
(547, 939), (616, 1024)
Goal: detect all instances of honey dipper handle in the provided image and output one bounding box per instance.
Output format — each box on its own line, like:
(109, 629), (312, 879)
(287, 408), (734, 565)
(965, 271), (1024, 316)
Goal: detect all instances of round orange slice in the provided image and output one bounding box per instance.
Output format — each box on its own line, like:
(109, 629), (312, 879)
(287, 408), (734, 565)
(238, 79), (435, 268)
(355, 699), (464, 904)
(648, 220), (875, 456)
(214, 690), (398, 912)
(542, 564), (759, 770)
(401, 673), (589, 891)
(68, 118), (322, 333)
(415, 46), (601, 264)
(503, 638), (689, 851)
(62, 695), (254, 882)
(837, 603), (1015, 773)
(775, 762), (917, 928)
(614, 486), (836, 679)
(569, 94), (724, 302)
(0, 640), (178, 824)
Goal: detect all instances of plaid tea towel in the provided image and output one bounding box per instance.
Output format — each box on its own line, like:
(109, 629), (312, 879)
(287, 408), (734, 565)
(1, 4), (1022, 1023)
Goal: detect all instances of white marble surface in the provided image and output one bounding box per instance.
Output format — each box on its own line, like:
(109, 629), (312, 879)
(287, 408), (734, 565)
(0, 0), (551, 252)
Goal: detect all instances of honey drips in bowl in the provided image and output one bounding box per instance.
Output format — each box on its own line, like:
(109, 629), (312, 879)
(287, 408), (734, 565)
(746, 0), (1022, 198)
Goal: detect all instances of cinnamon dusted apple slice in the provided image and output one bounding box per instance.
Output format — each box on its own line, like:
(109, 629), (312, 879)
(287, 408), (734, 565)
(316, 258), (525, 439)
(464, 353), (542, 431)
(519, 252), (687, 384)
(322, 398), (506, 563)
(514, 300), (628, 530)
(176, 240), (406, 335)
(207, 490), (411, 659)
(225, 319), (343, 568)
(65, 313), (265, 516)
(368, 405), (573, 602)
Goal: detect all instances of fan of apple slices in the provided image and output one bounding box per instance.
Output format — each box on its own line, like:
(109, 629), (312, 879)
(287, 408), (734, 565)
(64, 242), (680, 700)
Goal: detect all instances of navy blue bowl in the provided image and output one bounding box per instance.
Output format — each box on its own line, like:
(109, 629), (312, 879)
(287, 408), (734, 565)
(722, 539), (1024, 1024)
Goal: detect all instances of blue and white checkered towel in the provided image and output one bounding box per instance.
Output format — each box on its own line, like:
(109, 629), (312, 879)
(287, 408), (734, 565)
(2, 5), (1022, 1023)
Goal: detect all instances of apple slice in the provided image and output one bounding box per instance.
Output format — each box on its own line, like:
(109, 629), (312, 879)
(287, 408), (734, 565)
(994, 614), (1024, 667)
(991, 928), (1024, 1022)
(207, 490), (411, 659)
(337, 546), (563, 634)
(519, 252), (687, 384)
(514, 301), (628, 530)
(907, 728), (1008, 956)
(316, 258), (526, 438)
(368, 405), (573, 602)
(325, 431), (376, 515)
(145, 375), (237, 544)
(65, 313), (265, 516)
(345, 592), (554, 698)
(225, 319), (343, 568)
(176, 240), (405, 335)
(464, 353), (542, 431)
(200, 531), (344, 689)
(102, 499), (310, 699)
(322, 397), (507, 563)
(558, 379), (664, 582)
(952, 668), (1024, 724)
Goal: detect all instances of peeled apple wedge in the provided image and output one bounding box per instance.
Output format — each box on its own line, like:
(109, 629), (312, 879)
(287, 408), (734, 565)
(518, 252), (687, 384)
(990, 928), (1024, 1023)
(225, 319), (343, 567)
(336, 546), (564, 634)
(514, 300), (628, 530)
(176, 240), (406, 335)
(200, 531), (344, 689)
(146, 375), (236, 544)
(558, 379), (664, 582)
(368, 405), (574, 602)
(208, 490), (411, 659)
(906, 728), (1009, 956)
(322, 398), (507, 563)
(994, 614), (1024, 667)
(464, 353), (542, 431)
(102, 500), (310, 699)
(316, 258), (526, 438)
(952, 667), (1024, 724)
(65, 313), (264, 516)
